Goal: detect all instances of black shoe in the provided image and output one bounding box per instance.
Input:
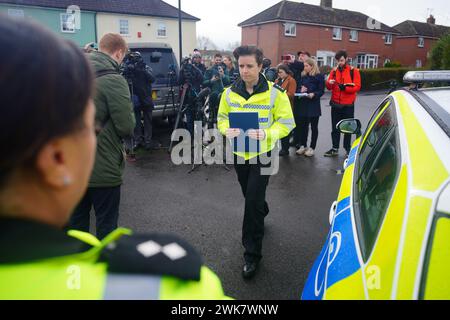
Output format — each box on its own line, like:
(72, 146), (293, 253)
(324, 148), (339, 157)
(242, 262), (259, 280)
(279, 149), (289, 157)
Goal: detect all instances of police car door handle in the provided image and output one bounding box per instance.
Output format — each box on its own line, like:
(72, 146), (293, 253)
(329, 201), (338, 225)
(343, 158), (350, 171)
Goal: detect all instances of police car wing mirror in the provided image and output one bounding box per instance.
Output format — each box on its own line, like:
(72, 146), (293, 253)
(150, 52), (162, 63)
(337, 119), (362, 138)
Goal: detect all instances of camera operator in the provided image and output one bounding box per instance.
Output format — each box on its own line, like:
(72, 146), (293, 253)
(203, 54), (230, 128)
(262, 58), (277, 82)
(122, 52), (161, 151)
(192, 51), (207, 76)
(179, 57), (204, 136)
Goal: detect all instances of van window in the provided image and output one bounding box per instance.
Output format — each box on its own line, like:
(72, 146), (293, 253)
(139, 49), (179, 86)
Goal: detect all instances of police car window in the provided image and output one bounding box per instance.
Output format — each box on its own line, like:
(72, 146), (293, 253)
(358, 100), (396, 178)
(356, 132), (400, 261)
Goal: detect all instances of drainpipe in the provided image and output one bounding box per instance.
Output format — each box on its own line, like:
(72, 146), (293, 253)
(94, 12), (98, 43)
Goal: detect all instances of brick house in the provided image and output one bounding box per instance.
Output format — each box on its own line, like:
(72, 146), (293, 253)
(393, 15), (450, 68)
(239, 0), (401, 69)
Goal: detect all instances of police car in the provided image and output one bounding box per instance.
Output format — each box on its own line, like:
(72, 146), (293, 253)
(302, 71), (450, 300)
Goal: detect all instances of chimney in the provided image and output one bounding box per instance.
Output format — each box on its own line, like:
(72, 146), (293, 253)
(427, 14), (436, 24)
(320, 0), (332, 8)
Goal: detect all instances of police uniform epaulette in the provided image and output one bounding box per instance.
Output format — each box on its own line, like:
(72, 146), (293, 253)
(100, 233), (203, 281)
(273, 84), (285, 93)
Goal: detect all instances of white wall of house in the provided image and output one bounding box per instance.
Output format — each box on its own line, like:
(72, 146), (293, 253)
(96, 13), (197, 63)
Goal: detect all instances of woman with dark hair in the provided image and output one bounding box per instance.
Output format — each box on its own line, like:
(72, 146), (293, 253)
(218, 46), (295, 279)
(0, 15), (227, 300)
(275, 64), (297, 156)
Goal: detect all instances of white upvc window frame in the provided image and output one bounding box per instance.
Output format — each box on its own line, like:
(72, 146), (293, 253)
(357, 54), (379, 69)
(385, 33), (393, 45)
(418, 37), (425, 48)
(332, 27), (342, 40)
(349, 29), (358, 42)
(157, 22), (167, 38)
(119, 19), (130, 37)
(60, 13), (76, 33)
(284, 22), (297, 37)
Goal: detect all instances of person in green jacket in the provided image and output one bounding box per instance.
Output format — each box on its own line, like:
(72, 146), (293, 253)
(68, 33), (136, 240)
(203, 53), (230, 128)
(0, 16), (229, 300)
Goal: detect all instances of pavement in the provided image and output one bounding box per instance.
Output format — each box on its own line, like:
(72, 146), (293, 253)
(116, 91), (387, 300)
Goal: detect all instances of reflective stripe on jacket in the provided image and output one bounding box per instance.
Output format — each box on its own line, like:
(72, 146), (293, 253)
(218, 80), (295, 160)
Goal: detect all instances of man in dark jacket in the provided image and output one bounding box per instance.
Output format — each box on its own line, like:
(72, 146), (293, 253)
(262, 58), (277, 82)
(68, 33), (135, 239)
(192, 52), (207, 75)
(288, 51), (311, 84)
(324, 50), (361, 157)
(123, 52), (159, 151)
(179, 57), (204, 136)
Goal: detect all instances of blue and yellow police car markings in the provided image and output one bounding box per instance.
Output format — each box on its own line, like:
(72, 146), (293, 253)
(303, 141), (365, 300)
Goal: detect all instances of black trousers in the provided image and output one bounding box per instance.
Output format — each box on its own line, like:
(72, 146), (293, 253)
(281, 134), (292, 151)
(234, 154), (271, 263)
(68, 186), (121, 240)
(299, 116), (320, 150)
(134, 108), (153, 147)
(331, 106), (355, 152)
(292, 103), (303, 146)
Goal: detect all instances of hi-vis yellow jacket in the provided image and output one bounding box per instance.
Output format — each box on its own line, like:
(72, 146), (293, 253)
(218, 78), (295, 160)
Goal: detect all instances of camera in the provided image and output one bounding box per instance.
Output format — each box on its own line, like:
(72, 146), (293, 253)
(211, 65), (223, 79)
(120, 51), (145, 80)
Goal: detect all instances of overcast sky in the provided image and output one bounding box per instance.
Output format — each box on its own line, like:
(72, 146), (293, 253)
(164, 0), (450, 50)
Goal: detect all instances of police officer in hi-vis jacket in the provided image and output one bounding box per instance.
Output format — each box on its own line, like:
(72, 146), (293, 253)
(0, 15), (228, 300)
(218, 46), (295, 279)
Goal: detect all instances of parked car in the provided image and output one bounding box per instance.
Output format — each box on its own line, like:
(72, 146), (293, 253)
(128, 42), (180, 120)
(302, 71), (450, 300)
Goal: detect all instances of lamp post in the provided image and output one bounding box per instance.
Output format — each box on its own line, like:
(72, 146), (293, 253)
(178, 0), (183, 64)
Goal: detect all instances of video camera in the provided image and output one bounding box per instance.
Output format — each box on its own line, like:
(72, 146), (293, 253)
(120, 51), (146, 80)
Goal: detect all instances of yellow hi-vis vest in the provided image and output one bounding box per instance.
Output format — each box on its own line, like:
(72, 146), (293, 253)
(0, 228), (230, 300)
(218, 81), (295, 160)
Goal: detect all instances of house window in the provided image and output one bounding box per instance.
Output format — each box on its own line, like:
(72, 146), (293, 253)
(357, 54), (379, 69)
(385, 33), (393, 45)
(347, 57), (354, 66)
(332, 27), (342, 40)
(8, 9), (24, 18)
(317, 50), (336, 67)
(418, 37), (425, 48)
(349, 30), (358, 42)
(157, 23), (167, 37)
(416, 60), (423, 68)
(119, 19), (130, 36)
(284, 23), (296, 37)
(60, 13), (76, 33)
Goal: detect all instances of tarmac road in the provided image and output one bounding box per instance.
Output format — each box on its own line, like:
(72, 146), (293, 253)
(117, 91), (386, 300)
